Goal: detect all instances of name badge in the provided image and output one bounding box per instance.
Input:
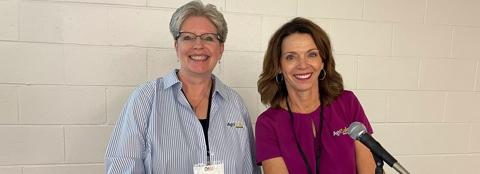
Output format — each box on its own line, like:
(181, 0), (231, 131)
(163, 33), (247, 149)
(193, 161), (224, 174)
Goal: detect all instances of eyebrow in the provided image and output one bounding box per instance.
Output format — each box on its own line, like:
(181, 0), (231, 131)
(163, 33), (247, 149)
(179, 31), (218, 35)
(282, 48), (320, 55)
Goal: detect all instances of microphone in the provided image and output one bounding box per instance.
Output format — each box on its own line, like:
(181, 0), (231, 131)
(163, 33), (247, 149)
(347, 122), (410, 174)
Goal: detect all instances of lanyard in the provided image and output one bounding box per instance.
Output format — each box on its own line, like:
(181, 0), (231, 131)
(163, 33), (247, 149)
(182, 81), (214, 163)
(286, 95), (324, 174)
(205, 82), (213, 163)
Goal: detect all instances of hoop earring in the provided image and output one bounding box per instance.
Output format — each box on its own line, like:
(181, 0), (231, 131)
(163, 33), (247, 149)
(319, 69), (326, 80)
(275, 73), (284, 84)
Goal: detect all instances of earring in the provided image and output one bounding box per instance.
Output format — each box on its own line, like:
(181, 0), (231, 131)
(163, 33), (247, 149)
(319, 69), (326, 80)
(275, 73), (284, 84)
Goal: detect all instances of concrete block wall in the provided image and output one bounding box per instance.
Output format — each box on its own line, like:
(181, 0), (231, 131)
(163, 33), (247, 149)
(0, 0), (479, 173)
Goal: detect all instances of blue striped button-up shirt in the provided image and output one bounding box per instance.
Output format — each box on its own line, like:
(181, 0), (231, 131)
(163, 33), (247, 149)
(105, 70), (260, 174)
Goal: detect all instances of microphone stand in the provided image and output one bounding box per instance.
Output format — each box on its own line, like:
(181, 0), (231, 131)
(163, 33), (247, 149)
(373, 153), (384, 174)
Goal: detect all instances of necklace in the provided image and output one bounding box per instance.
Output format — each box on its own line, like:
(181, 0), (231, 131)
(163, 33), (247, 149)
(191, 97), (205, 112)
(181, 80), (213, 114)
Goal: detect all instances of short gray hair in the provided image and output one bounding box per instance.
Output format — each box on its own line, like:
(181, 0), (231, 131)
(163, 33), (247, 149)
(169, 0), (228, 43)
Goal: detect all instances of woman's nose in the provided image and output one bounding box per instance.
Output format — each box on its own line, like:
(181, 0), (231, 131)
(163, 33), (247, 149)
(192, 38), (204, 49)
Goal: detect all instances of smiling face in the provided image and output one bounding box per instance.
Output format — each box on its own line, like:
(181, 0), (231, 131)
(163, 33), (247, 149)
(280, 33), (324, 94)
(175, 16), (224, 77)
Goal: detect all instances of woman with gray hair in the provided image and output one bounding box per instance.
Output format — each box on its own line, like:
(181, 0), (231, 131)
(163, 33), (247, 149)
(105, 1), (260, 173)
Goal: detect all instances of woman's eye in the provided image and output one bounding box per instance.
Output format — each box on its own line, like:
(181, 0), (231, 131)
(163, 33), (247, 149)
(285, 55), (295, 60)
(202, 36), (214, 42)
(182, 36), (194, 41)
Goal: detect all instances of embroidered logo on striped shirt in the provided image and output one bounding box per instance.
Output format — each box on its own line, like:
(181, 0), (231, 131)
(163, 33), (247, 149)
(226, 122), (244, 128)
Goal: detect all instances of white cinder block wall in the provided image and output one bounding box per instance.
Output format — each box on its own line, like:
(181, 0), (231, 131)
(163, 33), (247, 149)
(1, 0), (479, 173)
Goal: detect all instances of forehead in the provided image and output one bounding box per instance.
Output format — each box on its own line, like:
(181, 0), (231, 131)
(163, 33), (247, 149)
(180, 16), (217, 33)
(281, 33), (317, 53)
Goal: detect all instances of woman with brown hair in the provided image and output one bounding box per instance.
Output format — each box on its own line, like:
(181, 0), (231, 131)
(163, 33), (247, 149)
(255, 17), (375, 174)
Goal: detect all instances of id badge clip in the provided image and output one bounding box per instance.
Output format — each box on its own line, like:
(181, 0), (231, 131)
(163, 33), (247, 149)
(193, 153), (224, 174)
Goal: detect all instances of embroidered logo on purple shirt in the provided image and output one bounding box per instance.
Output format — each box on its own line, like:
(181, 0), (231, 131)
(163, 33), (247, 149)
(333, 126), (348, 136)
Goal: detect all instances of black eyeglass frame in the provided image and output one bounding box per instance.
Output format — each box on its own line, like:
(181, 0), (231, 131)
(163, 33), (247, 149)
(175, 32), (224, 43)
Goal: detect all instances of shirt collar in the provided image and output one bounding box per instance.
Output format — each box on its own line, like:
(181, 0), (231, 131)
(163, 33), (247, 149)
(162, 69), (227, 99)
(162, 69), (181, 89)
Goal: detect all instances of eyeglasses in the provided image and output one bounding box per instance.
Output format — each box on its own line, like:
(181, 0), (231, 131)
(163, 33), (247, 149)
(175, 32), (223, 44)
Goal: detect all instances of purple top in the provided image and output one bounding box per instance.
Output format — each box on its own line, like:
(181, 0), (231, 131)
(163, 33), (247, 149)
(255, 90), (373, 174)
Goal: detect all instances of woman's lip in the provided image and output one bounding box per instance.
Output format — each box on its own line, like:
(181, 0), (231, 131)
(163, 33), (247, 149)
(189, 55), (209, 61)
(293, 73), (312, 80)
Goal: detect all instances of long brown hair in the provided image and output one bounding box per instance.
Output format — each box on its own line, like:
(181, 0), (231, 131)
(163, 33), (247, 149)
(257, 17), (343, 108)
